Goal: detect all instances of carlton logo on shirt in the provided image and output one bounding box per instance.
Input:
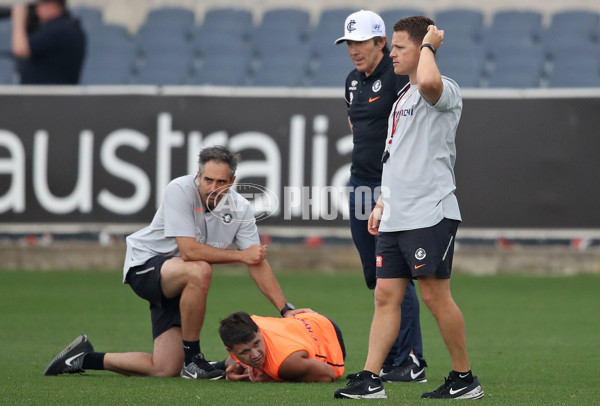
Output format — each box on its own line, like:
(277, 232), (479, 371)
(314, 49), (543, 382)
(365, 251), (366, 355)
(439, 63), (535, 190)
(222, 213), (233, 224)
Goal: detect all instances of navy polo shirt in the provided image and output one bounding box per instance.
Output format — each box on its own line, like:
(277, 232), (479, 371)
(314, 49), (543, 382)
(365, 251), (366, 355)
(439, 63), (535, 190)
(345, 52), (408, 181)
(19, 13), (86, 84)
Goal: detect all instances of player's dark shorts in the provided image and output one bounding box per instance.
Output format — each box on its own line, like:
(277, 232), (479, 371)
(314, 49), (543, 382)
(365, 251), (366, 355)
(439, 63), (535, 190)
(327, 318), (346, 360)
(125, 255), (180, 339)
(376, 218), (460, 280)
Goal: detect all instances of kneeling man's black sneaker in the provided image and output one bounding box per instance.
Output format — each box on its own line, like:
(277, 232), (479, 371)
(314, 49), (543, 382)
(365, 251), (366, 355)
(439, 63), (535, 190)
(421, 373), (484, 399)
(334, 370), (387, 399)
(44, 334), (94, 376)
(181, 353), (224, 380)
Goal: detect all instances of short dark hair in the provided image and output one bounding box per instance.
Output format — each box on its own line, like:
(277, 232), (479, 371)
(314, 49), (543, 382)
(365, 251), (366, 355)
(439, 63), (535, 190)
(393, 16), (435, 44)
(219, 311), (259, 348)
(198, 145), (240, 177)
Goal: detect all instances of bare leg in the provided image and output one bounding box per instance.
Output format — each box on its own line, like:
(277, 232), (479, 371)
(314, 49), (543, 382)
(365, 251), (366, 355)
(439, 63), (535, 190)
(103, 327), (184, 377)
(418, 277), (470, 372)
(160, 258), (212, 342)
(364, 278), (409, 374)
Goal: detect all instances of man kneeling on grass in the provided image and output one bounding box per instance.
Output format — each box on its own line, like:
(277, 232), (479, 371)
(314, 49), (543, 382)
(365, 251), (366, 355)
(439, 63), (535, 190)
(218, 311), (345, 382)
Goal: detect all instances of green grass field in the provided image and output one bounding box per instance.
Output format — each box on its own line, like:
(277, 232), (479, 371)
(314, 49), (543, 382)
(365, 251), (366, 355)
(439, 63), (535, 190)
(1, 268), (599, 405)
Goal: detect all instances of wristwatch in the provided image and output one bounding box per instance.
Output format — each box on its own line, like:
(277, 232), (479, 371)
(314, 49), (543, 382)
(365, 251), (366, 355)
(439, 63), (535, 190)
(420, 43), (436, 55)
(280, 302), (296, 317)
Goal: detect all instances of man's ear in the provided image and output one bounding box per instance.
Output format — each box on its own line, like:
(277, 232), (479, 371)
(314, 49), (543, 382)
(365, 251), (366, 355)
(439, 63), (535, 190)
(225, 346), (231, 352)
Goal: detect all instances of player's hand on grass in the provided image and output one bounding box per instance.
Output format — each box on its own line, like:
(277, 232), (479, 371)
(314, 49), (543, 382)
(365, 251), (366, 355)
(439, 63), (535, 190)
(248, 366), (278, 382)
(226, 362), (250, 381)
(241, 244), (267, 265)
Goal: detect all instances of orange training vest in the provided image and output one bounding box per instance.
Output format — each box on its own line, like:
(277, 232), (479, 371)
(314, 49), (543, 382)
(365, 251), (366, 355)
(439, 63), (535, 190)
(231, 313), (345, 381)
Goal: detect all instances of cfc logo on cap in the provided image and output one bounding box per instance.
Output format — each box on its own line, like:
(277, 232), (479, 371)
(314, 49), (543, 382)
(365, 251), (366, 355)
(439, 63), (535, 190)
(347, 19), (356, 32)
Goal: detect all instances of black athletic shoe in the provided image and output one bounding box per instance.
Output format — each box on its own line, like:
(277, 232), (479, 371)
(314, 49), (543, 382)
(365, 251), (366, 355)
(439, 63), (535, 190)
(181, 353), (225, 380)
(421, 373), (484, 399)
(43, 334), (94, 376)
(334, 370), (387, 399)
(209, 359), (227, 371)
(380, 353), (427, 383)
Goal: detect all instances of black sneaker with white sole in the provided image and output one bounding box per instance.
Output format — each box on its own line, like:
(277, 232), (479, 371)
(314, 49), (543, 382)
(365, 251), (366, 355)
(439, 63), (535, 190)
(181, 353), (225, 380)
(380, 353), (427, 383)
(334, 370), (387, 399)
(421, 373), (484, 399)
(44, 334), (94, 376)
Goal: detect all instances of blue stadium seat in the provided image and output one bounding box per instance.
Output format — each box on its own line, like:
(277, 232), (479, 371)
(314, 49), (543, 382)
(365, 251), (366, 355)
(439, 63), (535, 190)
(70, 5), (103, 31)
(200, 7), (253, 39)
(250, 8), (310, 58)
(0, 57), (16, 84)
(436, 44), (486, 69)
(250, 52), (309, 87)
(487, 60), (542, 88)
(484, 10), (543, 46)
(541, 30), (598, 61)
(258, 8), (310, 34)
(135, 28), (193, 62)
(488, 43), (545, 65)
(308, 54), (353, 87)
(435, 8), (484, 44)
(310, 7), (358, 46)
(136, 7), (194, 48)
(547, 62), (600, 87)
(378, 8), (426, 34)
(192, 55), (251, 86)
(437, 57), (484, 88)
(193, 29), (252, 62)
(86, 23), (133, 55)
(0, 20), (12, 55)
(131, 61), (192, 86)
(251, 65), (307, 87)
(251, 28), (308, 59)
(80, 53), (135, 85)
(144, 6), (195, 29)
(549, 9), (599, 40)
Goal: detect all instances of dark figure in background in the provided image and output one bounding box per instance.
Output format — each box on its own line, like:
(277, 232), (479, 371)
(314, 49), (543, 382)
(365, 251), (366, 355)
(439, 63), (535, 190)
(11, 0), (85, 84)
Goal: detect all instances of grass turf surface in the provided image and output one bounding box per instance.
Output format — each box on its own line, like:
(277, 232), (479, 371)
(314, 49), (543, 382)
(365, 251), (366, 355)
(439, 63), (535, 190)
(0, 269), (599, 405)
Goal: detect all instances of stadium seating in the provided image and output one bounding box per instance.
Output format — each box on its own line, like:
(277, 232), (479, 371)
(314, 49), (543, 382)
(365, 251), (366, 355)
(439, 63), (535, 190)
(79, 52), (135, 85)
(0, 20), (12, 56)
(547, 64), (600, 88)
(200, 7), (253, 38)
(250, 51), (310, 87)
(487, 62), (543, 88)
(548, 9), (599, 40)
(434, 8), (484, 44)
(15, 4), (599, 88)
(143, 6), (195, 31)
(0, 56), (16, 84)
(191, 54), (251, 86)
(437, 57), (485, 88)
(70, 5), (103, 31)
(378, 8), (426, 33)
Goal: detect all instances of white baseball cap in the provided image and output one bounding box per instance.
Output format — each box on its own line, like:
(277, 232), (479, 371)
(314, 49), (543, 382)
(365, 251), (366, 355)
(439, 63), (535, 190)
(334, 10), (386, 45)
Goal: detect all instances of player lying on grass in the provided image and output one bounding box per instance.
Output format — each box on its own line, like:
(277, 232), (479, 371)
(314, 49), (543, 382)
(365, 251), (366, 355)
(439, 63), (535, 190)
(43, 145), (310, 380)
(218, 311), (345, 382)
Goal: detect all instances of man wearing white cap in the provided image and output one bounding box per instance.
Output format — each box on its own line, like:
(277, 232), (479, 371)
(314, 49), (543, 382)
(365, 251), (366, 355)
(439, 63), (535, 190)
(335, 10), (427, 384)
